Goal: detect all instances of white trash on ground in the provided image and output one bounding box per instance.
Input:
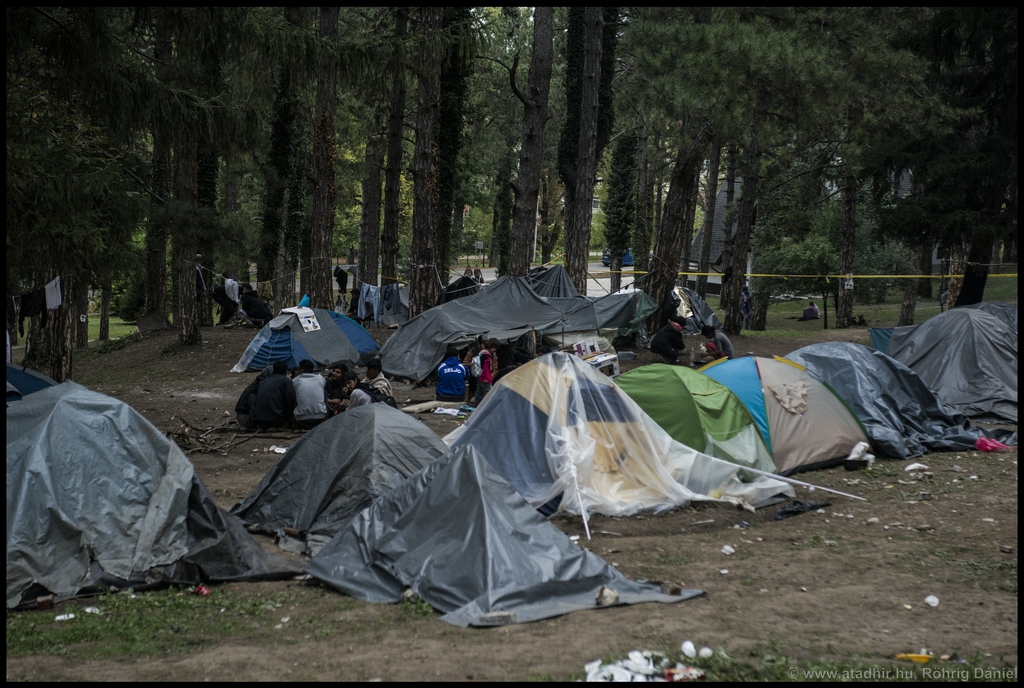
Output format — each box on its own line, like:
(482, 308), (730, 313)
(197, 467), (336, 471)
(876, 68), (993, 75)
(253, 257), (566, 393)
(585, 650), (704, 682)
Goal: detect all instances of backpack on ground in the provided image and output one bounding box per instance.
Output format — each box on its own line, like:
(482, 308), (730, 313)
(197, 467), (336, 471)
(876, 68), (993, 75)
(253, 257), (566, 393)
(354, 382), (398, 408)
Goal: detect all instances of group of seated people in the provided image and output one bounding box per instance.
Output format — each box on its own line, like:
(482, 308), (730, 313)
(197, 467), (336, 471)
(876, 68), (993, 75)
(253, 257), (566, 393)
(650, 316), (735, 365)
(235, 357), (393, 430)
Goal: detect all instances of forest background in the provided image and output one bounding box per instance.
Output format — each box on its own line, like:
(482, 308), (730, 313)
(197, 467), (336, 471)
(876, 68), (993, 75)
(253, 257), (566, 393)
(6, 7), (1017, 382)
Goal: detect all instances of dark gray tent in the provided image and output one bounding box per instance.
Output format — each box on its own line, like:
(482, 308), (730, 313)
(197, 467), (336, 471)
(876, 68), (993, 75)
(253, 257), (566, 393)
(305, 446), (701, 627)
(527, 264), (579, 298)
(437, 275), (480, 304)
(788, 342), (1016, 459)
(7, 382), (297, 608)
(959, 302), (1017, 333)
(378, 276), (567, 381)
(887, 308), (1017, 422)
(231, 404), (448, 553)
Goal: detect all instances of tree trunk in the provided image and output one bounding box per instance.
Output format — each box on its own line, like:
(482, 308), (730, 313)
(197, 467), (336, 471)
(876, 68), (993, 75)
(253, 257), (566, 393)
(99, 279), (111, 341)
(897, 278), (918, 326)
(719, 145), (737, 310)
(722, 90), (768, 336)
(917, 242), (932, 299)
(73, 279), (89, 350)
(144, 8), (172, 320)
(381, 8), (408, 287)
(646, 126), (711, 332)
(696, 141), (720, 297)
(677, 169), (700, 289)
(750, 289), (769, 331)
(564, 7), (604, 295)
(38, 275), (75, 382)
(409, 7), (444, 317)
(358, 135), (385, 291)
(945, 240), (969, 310)
(610, 257), (622, 293)
(174, 125), (201, 346)
(508, 6), (553, 277)
(836, 162), (857, 328)
(308, 6), (339, 311)
(634, 125), (652, 275)
(538, 172), (560, 265)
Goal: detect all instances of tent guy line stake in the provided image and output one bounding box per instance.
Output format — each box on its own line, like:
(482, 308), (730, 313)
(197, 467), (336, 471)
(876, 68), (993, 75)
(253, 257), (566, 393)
(721, 462), (867, 502)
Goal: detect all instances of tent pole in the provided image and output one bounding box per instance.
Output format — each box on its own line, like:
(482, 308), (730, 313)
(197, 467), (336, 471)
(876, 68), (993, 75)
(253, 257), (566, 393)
(718, 461), (867, 502)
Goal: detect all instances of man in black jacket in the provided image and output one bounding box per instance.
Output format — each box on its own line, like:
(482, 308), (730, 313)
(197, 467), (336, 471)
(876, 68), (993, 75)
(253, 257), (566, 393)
(249, 361), (296, 429)
(651, 318), (685, 364)
(239, 285), (273, 327)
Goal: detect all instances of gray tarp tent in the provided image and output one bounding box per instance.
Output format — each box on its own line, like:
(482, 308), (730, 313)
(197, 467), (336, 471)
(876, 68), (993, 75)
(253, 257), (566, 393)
(378, 277), (567, 381)
(7, 382), (297, 608)
(960, 302), (1017, 333)
(527, 264), (579, 298)
(231, 404), (448, 554)
(887, 308), (1017, 422)
(788, 342), (1016, 459)
(305, 446), (702, 627)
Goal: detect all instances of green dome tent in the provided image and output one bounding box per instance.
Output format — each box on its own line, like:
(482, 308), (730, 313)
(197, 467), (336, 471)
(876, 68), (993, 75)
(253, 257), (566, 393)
(615, 364), (775, 474)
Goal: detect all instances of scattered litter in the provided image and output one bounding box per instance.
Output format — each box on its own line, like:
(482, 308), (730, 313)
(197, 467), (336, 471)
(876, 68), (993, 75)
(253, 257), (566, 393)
(595, 530), (622, 536)
(281, 615), (290, 623)
(844, 441), (875, 470)
(999, 545), (1014, 554)
(193, 585), (210, 597)
(896, 652), (933, 664)
(268, 445), (288, 454)
(975, 437), (1010, 452)
(903, 604), (913, 610)
(432, 407), (462, 416)
(904, 462), (929, 472)
(800, 586), (807, 592)
(969, 475), (978, 481)
(915, 524), (933, 531)
(759, 588), (769, 593)
(586, 651), (704, 683)
(924, 595), (939, 607)
(252, 448), (259, 452)
(55, 613), (75, 621)
(866, 517), (880, 524)
(698, 647), (713, 659)
(981, 518), (995, 523)
(691, 519), (715, 526)
(274, 624), (283, 630)
(400, 589), (418, 602)
(479, 611), (516, 625)
(569, 535), (580, 541)
(770, 500), (831, 521)
(719, 569), (729, 575)
(739, 521), (750, 528)
(595, 586), (619, 606)
(681, 640), (696, 658)
(919, 492), (933, 501)
(84, 606), (100, 614)
(721, 545), (735, 555)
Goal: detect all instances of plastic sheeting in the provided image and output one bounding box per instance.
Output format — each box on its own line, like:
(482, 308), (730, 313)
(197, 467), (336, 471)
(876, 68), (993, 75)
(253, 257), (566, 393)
(887, 309), (1017, 422)
(959, 302), (1017, 333)
(231, 405), (448, 553)
(7, 382), (297, 607)
(528, 264), (579, 298)
(379, 277), (568, 381)
(445, 353), (792, 516)
(231, 309), (379, 373)
(305, 446), (703, 627)
(787, 342), (1016, 459)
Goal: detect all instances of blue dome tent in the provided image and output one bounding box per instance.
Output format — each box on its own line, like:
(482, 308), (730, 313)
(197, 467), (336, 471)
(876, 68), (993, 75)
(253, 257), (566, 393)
(231, 309), (379, 373)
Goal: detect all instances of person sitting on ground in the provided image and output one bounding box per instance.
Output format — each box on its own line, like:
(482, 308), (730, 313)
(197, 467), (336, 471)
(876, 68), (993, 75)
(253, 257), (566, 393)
(325, 364), (349, 415)
(338, 371), (372, 412)
(435, 346), (468, 402)
(701, 325), (735, 361)
(249, 361), (297, 429)
(292, 359), (328, 429)
(474, 338), (499, 405)
(235, 364), (274, 428)
(363, 358), (392, 398)
(240, 285), (273, 327)
(797, 301), (820, 321)
(651, 317), (685, 364)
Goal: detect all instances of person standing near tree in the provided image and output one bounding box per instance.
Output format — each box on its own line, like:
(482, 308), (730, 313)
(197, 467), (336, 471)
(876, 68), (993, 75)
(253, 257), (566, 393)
(740, 285), (752, 330)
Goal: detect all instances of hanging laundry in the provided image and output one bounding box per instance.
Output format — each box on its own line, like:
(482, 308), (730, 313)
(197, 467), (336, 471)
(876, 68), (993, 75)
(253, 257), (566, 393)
(44, 277), (62, 310)
(18, 289), (47, 336)
(257, 281), (273, 300)
(357, 283), (382, 323)
(225, 278), (239, 304)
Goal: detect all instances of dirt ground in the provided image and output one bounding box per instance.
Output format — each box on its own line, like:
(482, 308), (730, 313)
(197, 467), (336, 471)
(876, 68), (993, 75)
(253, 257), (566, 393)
(6, 323), (1017, 681)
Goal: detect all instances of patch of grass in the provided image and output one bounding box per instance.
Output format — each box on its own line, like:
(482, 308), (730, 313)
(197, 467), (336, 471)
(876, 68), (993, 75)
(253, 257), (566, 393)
(397, 596), (436, 620)
(5, 587), (299, 661)
(87, 314), (137, 342)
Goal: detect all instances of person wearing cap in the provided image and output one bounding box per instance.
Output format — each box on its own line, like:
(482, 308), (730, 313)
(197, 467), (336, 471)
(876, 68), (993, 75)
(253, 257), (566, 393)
(651, 317), (685, 364)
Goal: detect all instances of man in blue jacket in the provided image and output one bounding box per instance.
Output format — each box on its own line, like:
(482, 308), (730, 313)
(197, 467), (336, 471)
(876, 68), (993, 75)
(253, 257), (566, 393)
(435, 347), (468, 402)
